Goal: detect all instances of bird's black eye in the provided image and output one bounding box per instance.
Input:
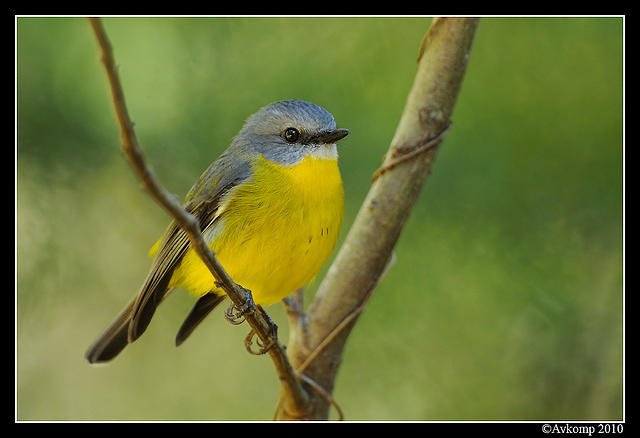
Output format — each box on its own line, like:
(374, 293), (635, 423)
(284, 127), (300, 143)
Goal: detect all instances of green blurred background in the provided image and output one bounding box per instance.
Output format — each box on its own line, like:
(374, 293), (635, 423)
(16, 17), (623, 421)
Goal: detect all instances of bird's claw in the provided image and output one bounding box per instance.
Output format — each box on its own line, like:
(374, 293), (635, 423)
(244, 329), (277, 355)
(224, 287), (256, 325)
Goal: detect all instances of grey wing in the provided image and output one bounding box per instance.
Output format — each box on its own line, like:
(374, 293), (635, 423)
(127, 152), (252, 343)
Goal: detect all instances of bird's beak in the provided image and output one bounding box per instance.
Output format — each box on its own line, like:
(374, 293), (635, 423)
(313, 128), (350, 145)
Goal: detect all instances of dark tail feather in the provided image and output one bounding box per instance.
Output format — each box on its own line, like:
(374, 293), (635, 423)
(128, 272), (173, 343)
(85, 297), (136, 364)
(86, 274), (174, 364)
(175, 293), (226, 347)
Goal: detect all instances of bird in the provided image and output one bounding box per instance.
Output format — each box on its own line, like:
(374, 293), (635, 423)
(85, 100), (349, 364)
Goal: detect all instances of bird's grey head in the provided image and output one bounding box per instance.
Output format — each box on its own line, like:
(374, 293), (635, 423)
(233, 100), (349, 166)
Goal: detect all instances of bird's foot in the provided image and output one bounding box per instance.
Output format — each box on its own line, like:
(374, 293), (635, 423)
(223, 286), (256, 325)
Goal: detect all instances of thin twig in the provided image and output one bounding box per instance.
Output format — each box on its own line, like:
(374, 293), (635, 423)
(273, 373), (344, 421)
(87, 17), (309, 417)
(273, 252), (396, 420)
(298, 373), (345, 421)
(283, 289), (310, 351)
(371, 121), (451, 182)
(296, 251), (395, 375)
(282, 289), (304, 326)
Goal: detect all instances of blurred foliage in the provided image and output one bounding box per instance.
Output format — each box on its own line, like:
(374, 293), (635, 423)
(16, 17), (623, 421)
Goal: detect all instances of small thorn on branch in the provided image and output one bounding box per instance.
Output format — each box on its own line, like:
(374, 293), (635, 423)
(371, 120), (452, 182)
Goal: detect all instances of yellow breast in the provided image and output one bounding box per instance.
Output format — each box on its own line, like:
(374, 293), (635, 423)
(169, 153), (344, 305)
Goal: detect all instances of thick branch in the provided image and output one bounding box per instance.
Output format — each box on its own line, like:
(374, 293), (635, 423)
(88, 17), (309, 417)
(282, 17), (480, 420)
